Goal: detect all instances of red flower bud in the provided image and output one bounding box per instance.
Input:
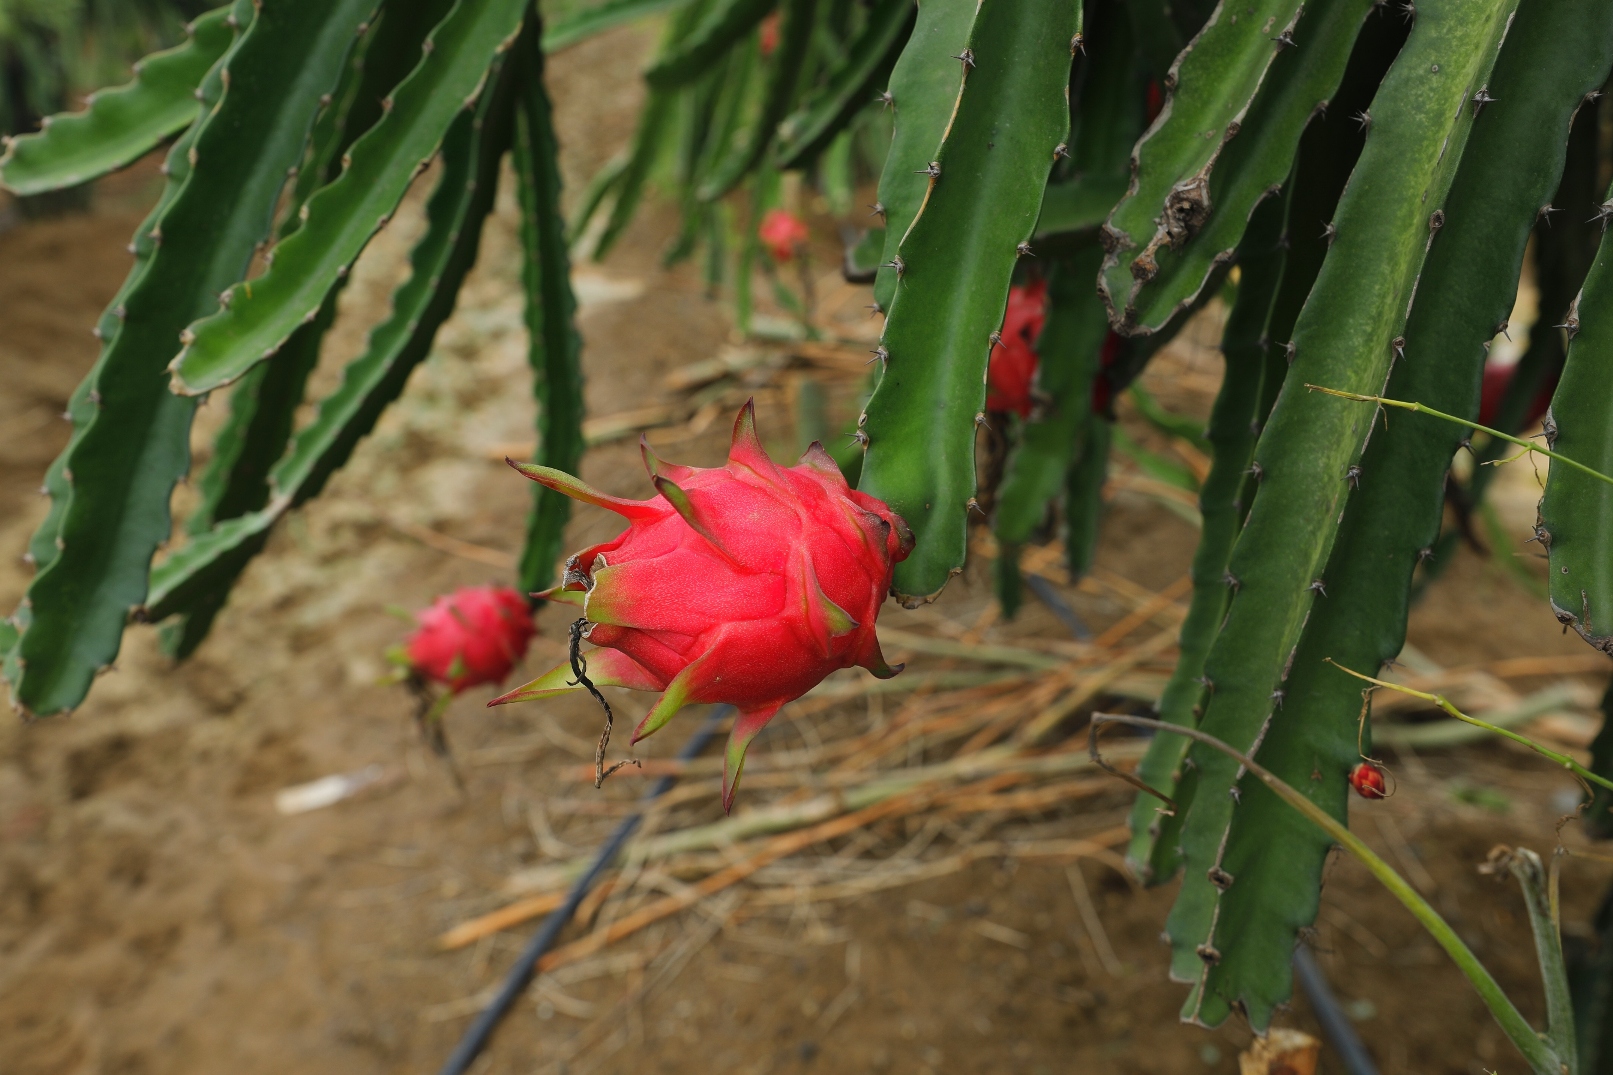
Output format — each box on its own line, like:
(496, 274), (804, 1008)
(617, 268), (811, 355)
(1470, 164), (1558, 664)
(405, 586), (535, 693)
(493, 402), (913, 810)
(758, 11), (780, 56)
(1349, 761), (1387, 800)
(758, 209), (810, 262)
(985, 281), (1048, 417)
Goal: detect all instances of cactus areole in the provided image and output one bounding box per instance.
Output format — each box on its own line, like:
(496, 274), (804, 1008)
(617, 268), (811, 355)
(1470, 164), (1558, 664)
(491, 401), (913, 810)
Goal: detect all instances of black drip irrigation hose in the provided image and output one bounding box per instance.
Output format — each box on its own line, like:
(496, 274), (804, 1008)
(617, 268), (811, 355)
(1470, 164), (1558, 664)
(436, 704), (732, 1075)
(1293, 943), (1381, 1075)
(1025, 572), (1092, 640)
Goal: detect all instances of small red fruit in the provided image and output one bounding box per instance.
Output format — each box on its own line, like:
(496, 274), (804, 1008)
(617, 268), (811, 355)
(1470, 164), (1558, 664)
(985, 280), (1048, 417)
(1349, 761), (1387, 800)
(758, 11), (780, 56)
(405, 585), (535, 693)
(758, 209), (810, 262)
(493, 401), (913, 810)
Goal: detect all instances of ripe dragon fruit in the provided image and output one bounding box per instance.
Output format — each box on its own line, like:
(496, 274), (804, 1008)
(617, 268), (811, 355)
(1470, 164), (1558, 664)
(405, 585), (535, 693)
(758, 208), (810, 262)
(490, 401), (913, 810)
(985, 279), (1048, 418)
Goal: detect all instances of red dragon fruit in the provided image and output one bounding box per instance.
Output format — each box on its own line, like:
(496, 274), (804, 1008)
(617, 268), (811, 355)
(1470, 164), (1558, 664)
(985, 280), (1048, 417)
(758, 208), (810, 262)
(405, 585), (535, 693)
(490, 401), (913, 810)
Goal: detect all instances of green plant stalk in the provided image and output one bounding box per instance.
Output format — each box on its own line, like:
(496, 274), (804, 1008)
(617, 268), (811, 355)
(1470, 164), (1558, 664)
(1122, 0), (1375, 334)
(1126, 185), (1288, 885)
(1098, 0), (1304, 327)
(774, 0), (911, 169)
(992, 248), (1108, 618)
(1332, 662), (1613, 795)
(145, 40), (518, 624)
(543, 0), (695, 53)
(858, 0), (1079, 603)
(1307, 386), (1613, 490)
(0, 6), (234, 197)
(1189, 1), (1613, 1026)
(1063, 415), (1109, 578)
(1541, 174), (1613, 655)
(513, 14), (585, 600)
(169, 0), (531, 396)
(867, 0), (975, 314)
(591, 0), (710, 259)
(1166, 0), (1522, 1001)
(6, 0), (378, 716)
(1095, 713), (1562, 1075)
(696, 0), (816, 201)
(643, 0), (774, 90)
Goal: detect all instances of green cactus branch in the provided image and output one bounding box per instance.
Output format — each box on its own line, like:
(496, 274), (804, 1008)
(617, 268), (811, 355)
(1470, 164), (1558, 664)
(867, 0), (974, 314)
(1542, 178), (1613, 655)
(858, 0), (1080, 603)
(1121, 0), (1376, 335)
(1125, 183), (1289, 886)
(643, 0), (774, 90)
(543, 0), (695, 53)
(773, 0), (910, 169)
(1094, 713), (1564, 1075)
(7, 0), (384, 716)
(0, 5), (233, 196)
(167, 0), (529, 396)
(513, 14), (585, 599)
(1098, 0), (1304, 330)
(147, 34), (519, 626)
(1166, 0), (1523, 1015)
(1189, 0), (1613, 1026)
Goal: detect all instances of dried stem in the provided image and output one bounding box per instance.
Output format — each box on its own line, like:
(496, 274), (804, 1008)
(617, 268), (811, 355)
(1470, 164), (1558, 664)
(570, 617), (640, 788)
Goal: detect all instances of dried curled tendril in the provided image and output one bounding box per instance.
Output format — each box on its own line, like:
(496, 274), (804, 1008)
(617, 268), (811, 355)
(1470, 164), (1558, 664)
(569, 617), (640, 788)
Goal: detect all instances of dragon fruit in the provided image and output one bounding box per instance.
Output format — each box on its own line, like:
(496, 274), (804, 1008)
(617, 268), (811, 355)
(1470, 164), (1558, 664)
(490, 401), (912, 810)
(758, 209), (810, 262)
(985, 280), (1048, 417)
(405, 585), (535, 693)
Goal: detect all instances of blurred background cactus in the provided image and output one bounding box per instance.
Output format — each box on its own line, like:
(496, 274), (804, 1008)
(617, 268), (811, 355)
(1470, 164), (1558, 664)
(5, 0), (1613, 1059)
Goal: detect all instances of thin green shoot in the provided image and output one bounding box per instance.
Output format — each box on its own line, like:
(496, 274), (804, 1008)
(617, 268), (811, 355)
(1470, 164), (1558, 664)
(1327, 659), (1613, 795)
(1305, 384), (1613, 489)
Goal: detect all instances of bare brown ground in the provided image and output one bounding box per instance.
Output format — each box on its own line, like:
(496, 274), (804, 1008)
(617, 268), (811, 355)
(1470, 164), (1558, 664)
(2, 25), (1611, 1075)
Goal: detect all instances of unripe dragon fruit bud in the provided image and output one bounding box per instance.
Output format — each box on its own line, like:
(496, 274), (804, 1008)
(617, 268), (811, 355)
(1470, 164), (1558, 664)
(491, 401), (913, 811)
(985, 280), (1048, 418)
(758, 209), (810, 262)
(1349, 761), (1387, 800)
(405, 585), (535, 693)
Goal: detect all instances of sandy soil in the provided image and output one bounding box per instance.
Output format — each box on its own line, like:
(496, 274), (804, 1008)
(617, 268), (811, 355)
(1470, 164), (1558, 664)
(2, 23), (1611, 1075)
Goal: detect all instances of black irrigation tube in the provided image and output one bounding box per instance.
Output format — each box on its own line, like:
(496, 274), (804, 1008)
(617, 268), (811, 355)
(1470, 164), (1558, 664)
(1294, 943), (1381, 1075)
(1026, 572), (1092, 639)
(437, 704), (732, 1075)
